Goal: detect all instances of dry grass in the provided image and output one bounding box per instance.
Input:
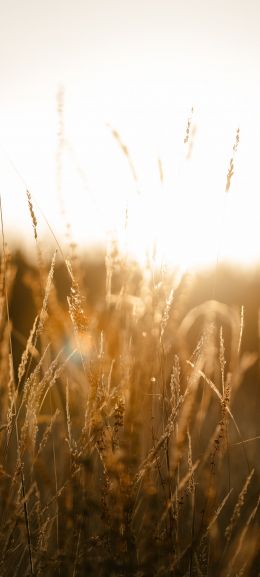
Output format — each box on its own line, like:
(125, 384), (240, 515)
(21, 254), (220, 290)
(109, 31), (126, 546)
(0, 241), (259, 577)
(0, 120), (259, 576)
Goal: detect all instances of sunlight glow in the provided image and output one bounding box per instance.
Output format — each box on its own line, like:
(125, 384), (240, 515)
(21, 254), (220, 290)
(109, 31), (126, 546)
(0, 0), (260, 271)
(1, 101), (260, 271)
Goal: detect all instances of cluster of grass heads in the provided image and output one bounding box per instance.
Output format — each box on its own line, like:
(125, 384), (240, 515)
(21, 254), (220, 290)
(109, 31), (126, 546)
(0, 232), (259, 577)
(0, 111), (258, 575)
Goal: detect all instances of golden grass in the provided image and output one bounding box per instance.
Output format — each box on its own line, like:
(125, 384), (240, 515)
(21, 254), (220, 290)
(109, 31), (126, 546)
(0, 241), (258, 577)
(0, 120), (259, 576)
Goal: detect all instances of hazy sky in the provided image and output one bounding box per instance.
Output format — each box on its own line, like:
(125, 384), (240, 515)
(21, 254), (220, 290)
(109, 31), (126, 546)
(1, 0), (260, 112)
(0, 0), (260, 266)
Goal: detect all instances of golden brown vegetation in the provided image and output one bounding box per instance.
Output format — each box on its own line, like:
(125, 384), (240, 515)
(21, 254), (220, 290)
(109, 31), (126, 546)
(0, 238), (259, 577)
(0, 114), (259, 576)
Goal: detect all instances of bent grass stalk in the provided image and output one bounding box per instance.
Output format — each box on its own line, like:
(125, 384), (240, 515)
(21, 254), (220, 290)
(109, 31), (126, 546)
(0, 193), (34, 576)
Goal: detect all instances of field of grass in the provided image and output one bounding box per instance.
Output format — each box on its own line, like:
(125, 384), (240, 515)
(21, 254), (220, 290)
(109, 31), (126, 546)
(0, 220), (259, 577)
(1, 0), (260, 572)
(0, 112), (259, 577)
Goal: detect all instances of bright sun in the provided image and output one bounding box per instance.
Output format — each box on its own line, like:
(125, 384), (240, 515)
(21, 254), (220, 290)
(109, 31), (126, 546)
(52, 103), (260, 271)
(1, 101), (260, 272)
(1, 0), (260, 273)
